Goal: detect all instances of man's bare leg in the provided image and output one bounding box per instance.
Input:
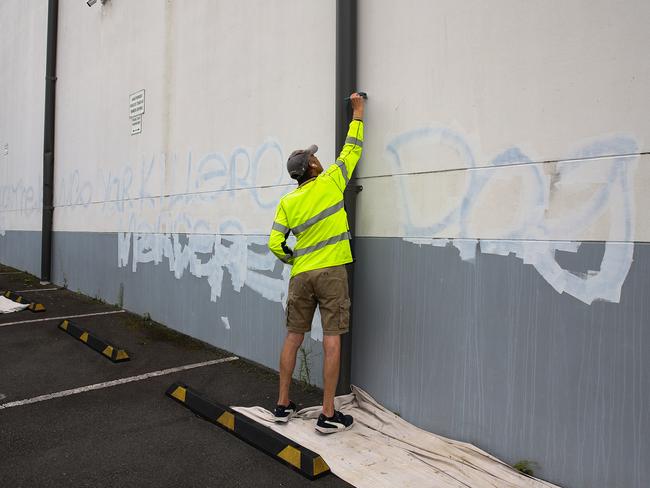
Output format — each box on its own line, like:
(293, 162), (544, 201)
(322, 334), (341, 417)
(278, 331), (304, 406)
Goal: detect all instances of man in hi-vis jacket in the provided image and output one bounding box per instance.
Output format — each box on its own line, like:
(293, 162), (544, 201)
(268, 93), (365, 433)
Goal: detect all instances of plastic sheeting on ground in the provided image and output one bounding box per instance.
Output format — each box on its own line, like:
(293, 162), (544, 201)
(0, 295), (29, 314)
(234, 386), (561, 488)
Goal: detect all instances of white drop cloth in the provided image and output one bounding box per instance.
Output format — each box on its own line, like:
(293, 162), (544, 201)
(234, 386), (561, 488)
(0, 295), (29, 314)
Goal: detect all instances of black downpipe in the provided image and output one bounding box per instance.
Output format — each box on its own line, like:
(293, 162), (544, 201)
(336, 0), (358, 395)
(41, 0), (59, 282)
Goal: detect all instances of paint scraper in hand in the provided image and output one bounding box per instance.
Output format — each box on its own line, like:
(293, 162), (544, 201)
(344, 92), (368, 101)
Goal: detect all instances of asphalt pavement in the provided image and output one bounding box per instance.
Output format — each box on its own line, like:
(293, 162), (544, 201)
(0, 263), (353, 488)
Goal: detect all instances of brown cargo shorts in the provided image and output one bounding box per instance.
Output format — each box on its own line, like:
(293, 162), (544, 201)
(286, 265), (350, 336)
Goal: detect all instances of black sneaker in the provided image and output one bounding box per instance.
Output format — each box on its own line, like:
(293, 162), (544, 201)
(273, 401), (297, 423)
(315, 410), (354, 434)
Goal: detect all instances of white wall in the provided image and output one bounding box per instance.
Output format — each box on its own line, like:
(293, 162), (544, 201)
(357, 0), (649, 241)
(53, 0), (335, 237)
(0, 0), (47, 235)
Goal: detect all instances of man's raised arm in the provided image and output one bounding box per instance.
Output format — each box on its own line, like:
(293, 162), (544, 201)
(326, 93), (365, 189)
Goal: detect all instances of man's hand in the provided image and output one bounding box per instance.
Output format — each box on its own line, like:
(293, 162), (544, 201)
(350, 92), (365, 120)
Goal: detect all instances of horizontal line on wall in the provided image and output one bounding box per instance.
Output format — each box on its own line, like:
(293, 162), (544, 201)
(7, 231), (647, 245)
(0, 208), (42, 214)
(48, 231), (273, 237)
(51, 182), (295, 210)
(356, 236), (645, 244)
(356, 151), (649, 182)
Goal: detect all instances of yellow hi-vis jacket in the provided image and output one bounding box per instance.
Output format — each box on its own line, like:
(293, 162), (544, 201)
(269, 119), (363, 276)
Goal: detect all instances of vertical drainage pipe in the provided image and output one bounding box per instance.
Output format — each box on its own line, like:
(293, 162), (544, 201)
(41, 0), (59, 282)
(336, 0), (358, 395)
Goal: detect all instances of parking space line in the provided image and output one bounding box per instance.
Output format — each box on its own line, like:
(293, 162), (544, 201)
(12, 288), (60, 293)
(0, 356), (239, 410)
(0, 310), (126, 328)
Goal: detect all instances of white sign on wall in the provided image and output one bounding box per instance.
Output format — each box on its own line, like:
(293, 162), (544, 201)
(129, 89), (145, 135)
(129, 89), (145, 117)
(131, 115), (142, 135)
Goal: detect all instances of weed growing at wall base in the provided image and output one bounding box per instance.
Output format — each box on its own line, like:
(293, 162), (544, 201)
(513, 460), (539, 477)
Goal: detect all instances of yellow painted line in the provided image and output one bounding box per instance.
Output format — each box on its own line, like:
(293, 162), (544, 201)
(277, 445), (302, 469)
(313, 456), (330, 476)
(170, 386), (187, 403)
(115, 350), (129, 361)
(216, 411), (235, 431)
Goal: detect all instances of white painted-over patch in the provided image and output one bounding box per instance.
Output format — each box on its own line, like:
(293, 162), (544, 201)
(220, 316), (230, 330)
(117, 232), (326, 335)
(310, 308), (323, 342)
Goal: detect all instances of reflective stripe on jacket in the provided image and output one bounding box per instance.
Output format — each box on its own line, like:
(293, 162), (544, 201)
(269, 119), (363, 276)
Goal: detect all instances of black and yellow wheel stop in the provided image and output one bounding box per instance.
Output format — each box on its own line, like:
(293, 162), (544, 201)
(58, 319), (130, 363)
(2, 290), (46, 312)
(166, 382), (331, 480)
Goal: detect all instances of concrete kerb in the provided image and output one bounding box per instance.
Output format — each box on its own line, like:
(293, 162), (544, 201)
(166, 382), (331, 480)
(59, 319), (130, 362)
(13, 287), (60, 293)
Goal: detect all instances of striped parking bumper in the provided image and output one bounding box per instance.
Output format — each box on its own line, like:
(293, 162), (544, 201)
(58, 319), (130, 363)
(165, 383), (331, 480)
(2, 290), (46, 312)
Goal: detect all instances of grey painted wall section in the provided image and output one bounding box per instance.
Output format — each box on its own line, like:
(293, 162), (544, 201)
(45, 229), (650, 487)
(351, 237), (649, 488)
(50, 231), (324, 385)
(0, 231), (41, 277)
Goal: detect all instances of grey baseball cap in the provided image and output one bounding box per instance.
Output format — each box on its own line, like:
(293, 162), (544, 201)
(287, 144), (318, 180)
